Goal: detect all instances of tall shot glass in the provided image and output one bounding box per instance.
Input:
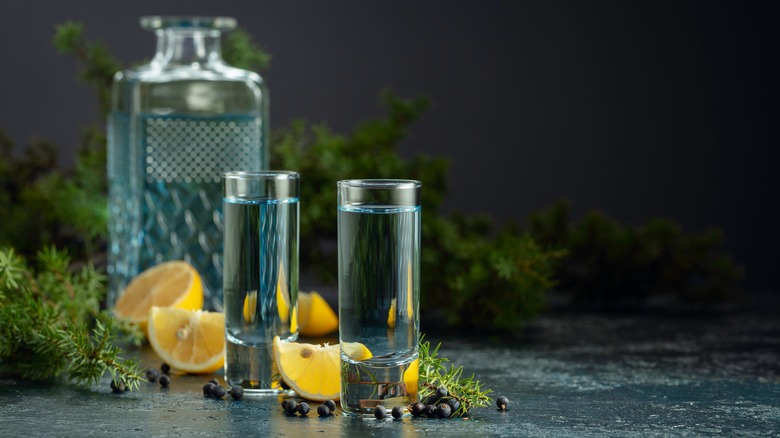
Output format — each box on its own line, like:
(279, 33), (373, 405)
(338, 179), (421, 414)
(222, 171), (299, 392)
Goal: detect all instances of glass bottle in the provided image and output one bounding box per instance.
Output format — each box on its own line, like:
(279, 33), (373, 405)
(107, 16), (268, 310)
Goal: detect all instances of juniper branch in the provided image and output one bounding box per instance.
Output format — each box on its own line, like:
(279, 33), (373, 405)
(0, 248), (143, 389)
(418, 336), (493, 417)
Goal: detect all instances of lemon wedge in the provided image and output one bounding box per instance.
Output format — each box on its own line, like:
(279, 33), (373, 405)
(298, 291), (338, 336)
(147, 306), (225, 374)
(272, 336), (341, 401)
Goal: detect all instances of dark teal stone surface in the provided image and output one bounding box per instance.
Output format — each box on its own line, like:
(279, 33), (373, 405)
(1, 313), (778, 437)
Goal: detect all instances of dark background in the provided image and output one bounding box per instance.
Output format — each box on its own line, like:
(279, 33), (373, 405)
(1, 1), (778, 293)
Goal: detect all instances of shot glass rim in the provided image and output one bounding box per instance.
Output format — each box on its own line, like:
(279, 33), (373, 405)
(223, 170), (299, 181)
(337, 179), (421, 189)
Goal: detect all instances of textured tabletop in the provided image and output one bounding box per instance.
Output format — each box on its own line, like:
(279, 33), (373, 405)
(1, 312), (778, 437)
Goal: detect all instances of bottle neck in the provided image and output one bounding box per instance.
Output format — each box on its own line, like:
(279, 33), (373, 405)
(153, 28), (223, 67)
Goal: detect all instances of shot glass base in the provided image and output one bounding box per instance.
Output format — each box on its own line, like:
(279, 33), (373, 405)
(236, 387), (282, 395)
(225, 340), (280, 393)
(339, 355), (419, 415)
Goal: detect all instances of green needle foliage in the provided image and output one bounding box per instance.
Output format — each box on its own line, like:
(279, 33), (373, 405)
(529, 201), (743, 309)
(422, 215), (564, 331)
(0, 247), (144, 388)
(54, 21), (120, 116)
(418, 336), (492, 417)
(0, 22), (109, 262)
(223, 28), (272, 72)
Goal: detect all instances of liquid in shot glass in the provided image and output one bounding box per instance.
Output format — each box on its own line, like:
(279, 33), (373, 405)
(222, 171), (299, 392)
(338, 179), (421, 414)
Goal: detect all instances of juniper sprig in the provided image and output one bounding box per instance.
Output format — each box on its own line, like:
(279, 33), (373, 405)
(0, 247), (144, 389)
(418, 336), (492, 417)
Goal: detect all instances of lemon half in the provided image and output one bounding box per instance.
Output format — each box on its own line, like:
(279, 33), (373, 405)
(114, 261), (203, 332)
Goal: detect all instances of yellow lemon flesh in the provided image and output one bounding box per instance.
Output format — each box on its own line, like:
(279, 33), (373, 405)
(242, 290), (257, 322)
(114, 261), (203, 332)
(387, 262), (415, 329)
(276, 265), (291, 323)
(272, 336), (341, 401)
(272, 337), (373, 401)
(297, 291), (338, 337)
(341, 342), (373, 361)
(403, 358), (419, 395)
(147, 306), (225, 374)
(244, 268), (298, 334)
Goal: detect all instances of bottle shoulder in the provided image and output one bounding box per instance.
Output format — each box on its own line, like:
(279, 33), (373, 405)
(115, 62), (265, 87)
(111, 62), (266, 115)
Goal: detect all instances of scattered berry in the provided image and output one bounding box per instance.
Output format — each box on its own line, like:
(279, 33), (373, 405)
(435, 386), (449, 399)
(297, 402), (310, 416)
(160, 363), (171, 375)
(373, 406), (387, 419)
(281, 400), (289, 410)
(159, 374), (171, 388)
(145, 368), (160, 382)
(317, 404), (331, 417)
(436, 403), (452, 419)
(203, 382), (215, 397)
(208, 378), (219, 386)
(284, 399), (298, 415)
(496, 396), (509, 411)
(230, 386), (244, 400)
(410, 402), (426, 417)
(211, 385), (226, 399)
(424, 404), (437, 418)
(110, 379), (126, 393)
(447, 399), (461, 416)
(391, 406), (404, 419)
(324, 400), (337, 414)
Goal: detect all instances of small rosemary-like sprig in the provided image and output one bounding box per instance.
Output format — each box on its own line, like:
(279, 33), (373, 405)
(418, 336), (493, 417)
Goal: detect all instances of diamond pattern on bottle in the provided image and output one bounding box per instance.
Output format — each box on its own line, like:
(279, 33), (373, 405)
(145, 117), (260, 183)
(133, 115), (262, 310)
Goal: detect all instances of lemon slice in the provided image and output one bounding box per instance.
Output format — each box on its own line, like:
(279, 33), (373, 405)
(298, 291), (338, 336)
(147, 307), (225, 374)
(342, 342), (373, 361)
(272, 336), (341, 401)
(114, 261), (203, 331)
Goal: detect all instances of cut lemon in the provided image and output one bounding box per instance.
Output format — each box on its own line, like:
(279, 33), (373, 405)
(242, 290), (257, 322)
(114, 261), (203, 331)
(147, 306), (225, 374)
(387, 262), (415, 329)
(403, 358), (419, 394)
(277, 266), (291, 323)
(298, 291), (338, 337)
(388, 298), (397, 329)
(272, 336), (341, 401)
(244, 267), (298, 333)
(342, 342), (373, 361)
